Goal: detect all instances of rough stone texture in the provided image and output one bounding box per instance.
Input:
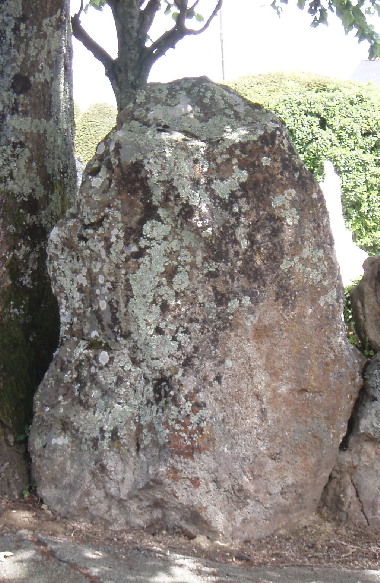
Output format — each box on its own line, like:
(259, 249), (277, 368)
(0, 425), (27, 498)
(0, 0), (76, 496)
(351, 256), (380, 352)
(30, 78), (361, 542)
(321, 353), (380, 527)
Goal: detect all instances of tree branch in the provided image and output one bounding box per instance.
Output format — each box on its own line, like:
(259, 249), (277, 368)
(186, 0), (223, 35)
(140, 0), (161, 38)
(189, 0), (201, 11)
(146, 0), (222, 64)
(71, 12), (114, 71)
(175, 0), (189, 32)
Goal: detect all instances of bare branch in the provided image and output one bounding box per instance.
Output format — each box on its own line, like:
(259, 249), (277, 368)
(147, 27), (183, 59)
(173, 0), (187, 9)
(142, 0), (161, 13)
(145, 0), (222, 64)
(174, 0), (189, 32)
(107, 0), (117, 13)
(186, 0), (223, 35)
(71, 12), (114, 72)
(140, 0), (161, 38)
(189, 0), (201, 11)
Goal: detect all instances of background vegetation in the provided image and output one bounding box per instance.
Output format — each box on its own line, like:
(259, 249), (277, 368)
(75, 102), (117, 164)
(227, 72), (380, 255)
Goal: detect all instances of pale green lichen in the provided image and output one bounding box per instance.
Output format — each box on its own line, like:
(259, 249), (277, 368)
(98, 351), (110, 366)
(272, 189), (300, 227)
(211, 168), (249, 200)
(280, 259), (295, 270)
(319, 289), (337, 306)
(0, 3), (75, 487)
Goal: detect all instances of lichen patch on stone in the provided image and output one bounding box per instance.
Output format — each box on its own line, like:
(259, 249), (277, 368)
(30, 78), (361, 543)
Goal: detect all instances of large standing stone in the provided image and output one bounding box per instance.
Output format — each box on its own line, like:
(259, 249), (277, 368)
(29, 78), (361, 542)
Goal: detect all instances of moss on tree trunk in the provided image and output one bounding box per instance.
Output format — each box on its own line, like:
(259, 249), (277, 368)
(0, 0), (76, 496)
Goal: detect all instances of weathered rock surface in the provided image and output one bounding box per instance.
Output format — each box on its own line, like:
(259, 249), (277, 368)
(0, 0), (76, 496)
(30, 78), (362, 542)
(321, 354), (380, 526)
(351, 256), (380, 352)
(0, 425), (28, 498)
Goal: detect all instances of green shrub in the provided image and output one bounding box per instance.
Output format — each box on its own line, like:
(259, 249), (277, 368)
(75, 102), (117, 163)
(226, 72), (380, 255)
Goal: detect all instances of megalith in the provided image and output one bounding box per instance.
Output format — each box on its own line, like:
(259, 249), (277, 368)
(30, 78), (362, 542)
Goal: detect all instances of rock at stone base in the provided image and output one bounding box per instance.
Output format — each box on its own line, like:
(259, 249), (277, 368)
(0, 425), (29, 498)
(351, 256), (380, 352)
(29, 78), (362, 543)
(320, 354), (380, 527)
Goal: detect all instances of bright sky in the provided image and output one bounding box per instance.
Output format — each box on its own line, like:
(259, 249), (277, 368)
(71, 0), (378, 111)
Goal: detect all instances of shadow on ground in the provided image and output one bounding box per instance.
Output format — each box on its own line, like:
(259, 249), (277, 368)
(1, 530), (380, 583)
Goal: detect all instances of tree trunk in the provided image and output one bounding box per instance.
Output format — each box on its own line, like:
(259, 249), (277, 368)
(108, 0), (151, 111)
(72, 0), (222, 112)
(0, 0), (76, 497)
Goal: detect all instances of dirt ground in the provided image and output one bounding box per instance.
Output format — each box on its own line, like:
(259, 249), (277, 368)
(1, 496), (379, 572)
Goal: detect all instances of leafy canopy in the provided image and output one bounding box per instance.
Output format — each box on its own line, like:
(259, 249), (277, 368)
(73, 0), (380, 110)
(85, 0), (205, 22)
(271, 0), (380, 57)
(84, 0), (380, 56)
(227, 72), (380, 254)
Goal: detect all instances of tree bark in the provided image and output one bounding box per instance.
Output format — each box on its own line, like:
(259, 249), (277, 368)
(0, 0), (76, 496)
(107, 0), (152, 110)
(72, 0), (223, 112)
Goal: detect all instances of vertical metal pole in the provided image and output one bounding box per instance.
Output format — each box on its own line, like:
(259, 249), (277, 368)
(220, 4), (225, 81)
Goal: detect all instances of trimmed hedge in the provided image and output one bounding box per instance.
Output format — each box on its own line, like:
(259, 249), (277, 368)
(227, 72), (380, 254)
(75, 102), (117, 164)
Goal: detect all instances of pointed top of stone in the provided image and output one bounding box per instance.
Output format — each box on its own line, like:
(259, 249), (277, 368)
(118, 77), (279, 142)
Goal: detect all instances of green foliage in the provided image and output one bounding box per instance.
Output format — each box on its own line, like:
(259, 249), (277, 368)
(85, 0), (107, 11)
(271, 0), (380, 57)
(16, 423), (31, 443)
(227, 72), (380, 254)
(163, 0), (204, 22)
(78, 1), (379, 112)
(86, 0), (380, 57)
(22, 482), (37, 499)
(85, 0), (204, 22)
(84, 0), (380, 58)
(75, 103), (117, 164)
